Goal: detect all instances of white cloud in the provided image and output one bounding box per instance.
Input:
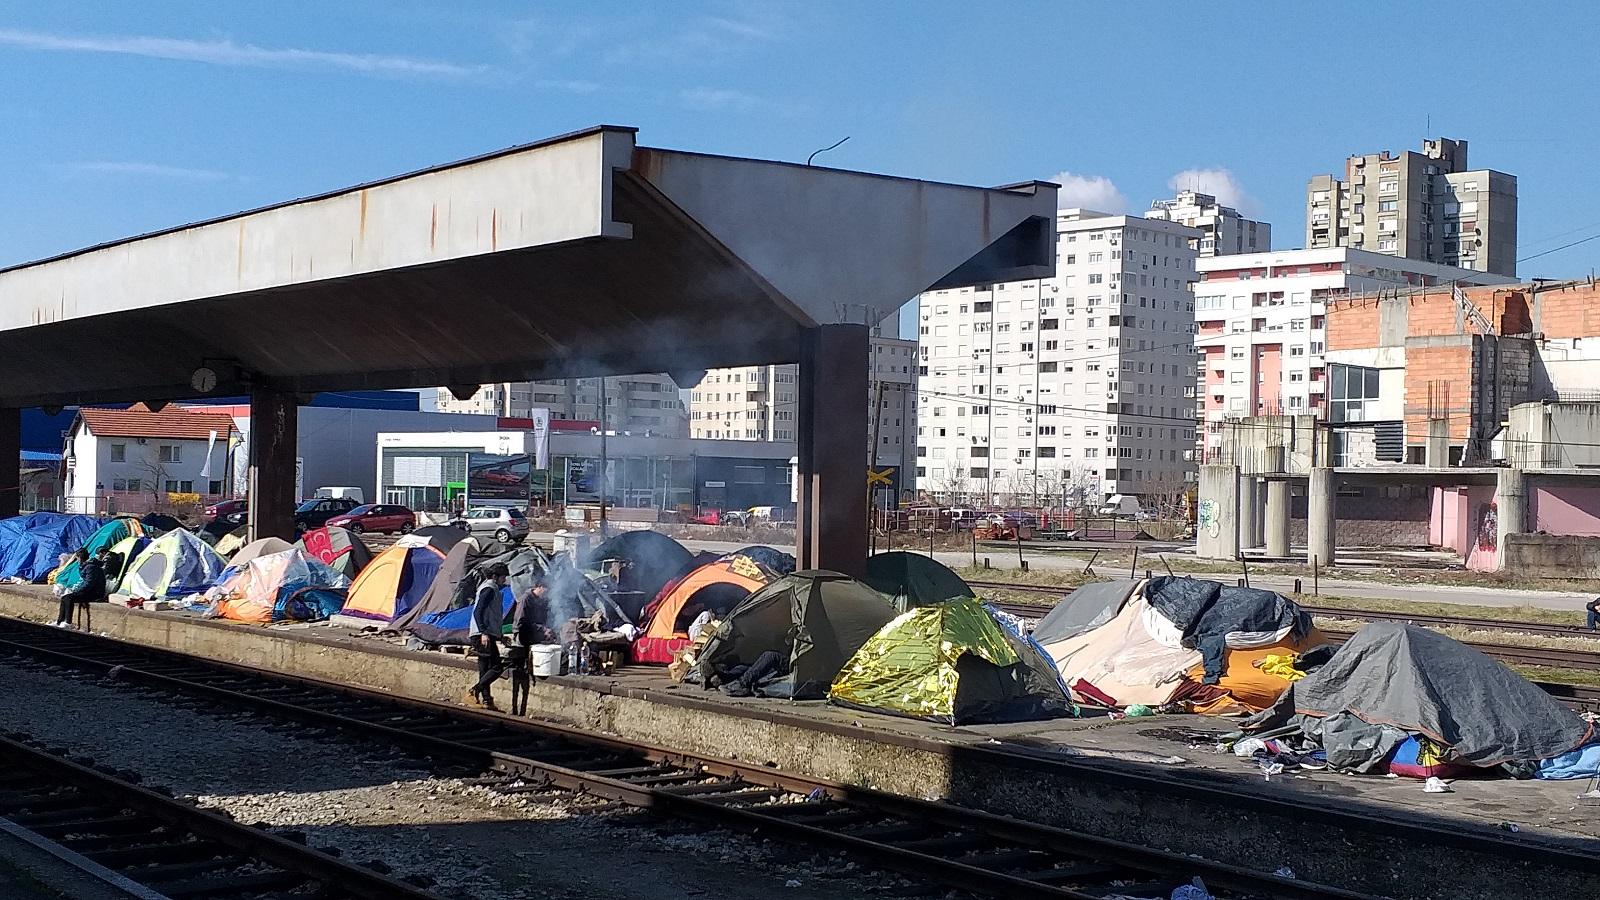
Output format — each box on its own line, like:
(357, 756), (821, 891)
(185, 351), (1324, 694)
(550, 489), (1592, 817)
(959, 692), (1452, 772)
(1167, 167), (1261, 216)
(0, 27), (482, 79)
(679, 87), (762, 111)
(1047, 170), (1126, 213)
(54, 161), (240, 181)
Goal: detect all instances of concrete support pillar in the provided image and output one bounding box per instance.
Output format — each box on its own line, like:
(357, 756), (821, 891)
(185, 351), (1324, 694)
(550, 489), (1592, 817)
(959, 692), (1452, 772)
(1425, 419), (1451, 468)
(0, 408), (17, 520)
(1496, 467), (1527, 558)
(796, 324), (869, 577)
(1307, 466), (1336, 569)
(1237, 476), (1261, 551)
(1196, 464), (1240, 560)
(1264, 478), (1290, 559)
(247, 386), (298, 542)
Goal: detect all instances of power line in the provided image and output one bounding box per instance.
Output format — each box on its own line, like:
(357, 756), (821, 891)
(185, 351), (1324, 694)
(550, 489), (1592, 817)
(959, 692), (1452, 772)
(1518, 232), (1600, 264)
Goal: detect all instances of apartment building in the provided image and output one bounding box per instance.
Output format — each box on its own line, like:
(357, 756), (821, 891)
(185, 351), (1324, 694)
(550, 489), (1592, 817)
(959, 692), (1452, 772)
(436, 376), (687, 437)
(1145, 189), (1271, 257)
(687, 334), (918, 476)
(1195, 248), (1513, 458)
(915, 209), (1200, 506)
(1305, 137), (1517, 276)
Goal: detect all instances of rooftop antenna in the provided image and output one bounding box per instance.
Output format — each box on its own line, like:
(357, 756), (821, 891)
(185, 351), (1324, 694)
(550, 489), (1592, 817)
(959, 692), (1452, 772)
(806, 136), (850, 166)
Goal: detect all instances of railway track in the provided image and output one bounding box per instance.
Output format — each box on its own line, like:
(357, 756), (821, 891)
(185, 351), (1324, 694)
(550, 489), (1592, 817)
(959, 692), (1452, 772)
(0, 729), (437, 900)
(0, 616), (1377, 900)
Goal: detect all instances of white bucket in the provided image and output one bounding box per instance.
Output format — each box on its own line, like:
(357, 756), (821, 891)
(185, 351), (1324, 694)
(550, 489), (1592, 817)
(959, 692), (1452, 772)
(529, 644), (563, 677)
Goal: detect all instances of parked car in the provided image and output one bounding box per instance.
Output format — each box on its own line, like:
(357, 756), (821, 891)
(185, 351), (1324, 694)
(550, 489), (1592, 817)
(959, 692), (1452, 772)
(326, 503), (416, 535)
(449, 506), (529, 544)
(688, 509), (722, 526)
(205, 498), (248, 521)
(293, 497), (361, 531)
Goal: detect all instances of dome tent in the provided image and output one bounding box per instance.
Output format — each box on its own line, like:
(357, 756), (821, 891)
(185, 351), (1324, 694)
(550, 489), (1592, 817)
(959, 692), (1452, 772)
(123, 529), (227, 600)
(206, 548), (349, 624)
(693, 571), (895, 700)
(862, 551), (975, 612)
(51, 517), (144, 589)
(338, 529), (463, 624)
(0, 512), (101, 583)
(830, 598), (1074, 726)
(632, 555), (774, 664)
(295, 525), (374, 580)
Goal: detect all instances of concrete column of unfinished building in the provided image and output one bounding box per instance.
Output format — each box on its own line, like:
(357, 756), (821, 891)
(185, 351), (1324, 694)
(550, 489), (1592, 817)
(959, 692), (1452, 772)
(0, 126), (1057, 571)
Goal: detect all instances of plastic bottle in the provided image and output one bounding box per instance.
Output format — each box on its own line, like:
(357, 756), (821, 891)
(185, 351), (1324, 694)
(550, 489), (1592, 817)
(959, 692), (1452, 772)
(578, 642), (591, 676)
(565, 642), (579, 676)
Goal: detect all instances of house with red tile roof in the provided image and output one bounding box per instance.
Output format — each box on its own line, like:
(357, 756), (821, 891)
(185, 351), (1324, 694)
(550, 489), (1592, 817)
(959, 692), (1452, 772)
(62, 405), (237, 513)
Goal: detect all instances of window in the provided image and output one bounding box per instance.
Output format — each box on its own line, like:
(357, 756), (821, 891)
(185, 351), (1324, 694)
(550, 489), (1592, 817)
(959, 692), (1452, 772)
(209, 480), (223, 495)
(1378, 200), (1397, 212)
(1088, 274), (1103, 284)
(109, 443), (126, 463)
(159, 445), (182, 464)
(1088, 252), (1103, 263)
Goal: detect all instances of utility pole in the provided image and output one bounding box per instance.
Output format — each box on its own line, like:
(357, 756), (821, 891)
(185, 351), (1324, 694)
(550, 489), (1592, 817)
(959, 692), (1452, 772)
(598, 377), (609, 539)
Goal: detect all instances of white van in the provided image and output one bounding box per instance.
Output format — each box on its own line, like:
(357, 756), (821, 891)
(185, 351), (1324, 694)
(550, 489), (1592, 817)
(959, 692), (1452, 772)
(1097, 494), (1143, 517)
(314, 486), (365, 504)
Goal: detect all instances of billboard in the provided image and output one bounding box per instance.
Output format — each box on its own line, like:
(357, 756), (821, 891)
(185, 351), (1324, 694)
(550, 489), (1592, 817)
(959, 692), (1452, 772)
(564, 457), (614, 505)
(468, 452), (531, 503)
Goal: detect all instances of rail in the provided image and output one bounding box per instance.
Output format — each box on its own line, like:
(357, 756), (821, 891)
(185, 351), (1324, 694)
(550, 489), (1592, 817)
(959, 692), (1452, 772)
(0, 617), (1382, 900)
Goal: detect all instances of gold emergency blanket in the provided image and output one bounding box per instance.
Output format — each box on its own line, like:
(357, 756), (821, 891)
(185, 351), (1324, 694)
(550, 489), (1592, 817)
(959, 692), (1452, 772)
(829, 600), (1019, 721)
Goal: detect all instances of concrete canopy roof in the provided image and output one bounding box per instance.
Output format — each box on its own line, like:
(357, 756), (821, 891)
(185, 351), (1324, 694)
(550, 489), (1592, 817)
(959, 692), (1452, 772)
(0, 126), (1055, 407)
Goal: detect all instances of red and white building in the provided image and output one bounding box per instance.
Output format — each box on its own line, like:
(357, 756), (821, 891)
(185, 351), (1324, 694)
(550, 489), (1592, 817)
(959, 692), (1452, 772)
(1195, 248), (1513, 457)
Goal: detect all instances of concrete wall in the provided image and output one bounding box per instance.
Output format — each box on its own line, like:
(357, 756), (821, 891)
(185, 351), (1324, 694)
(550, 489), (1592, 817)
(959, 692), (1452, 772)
(1288, 487), (1431, 546)
(1503, 533), (1600, 578)
(1508, 402), (1600, 469)
(1530, 486), (1600, 537)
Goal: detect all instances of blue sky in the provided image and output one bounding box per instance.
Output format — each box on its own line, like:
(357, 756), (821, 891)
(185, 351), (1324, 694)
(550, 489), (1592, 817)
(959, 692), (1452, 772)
(3, 1), (1598, 305)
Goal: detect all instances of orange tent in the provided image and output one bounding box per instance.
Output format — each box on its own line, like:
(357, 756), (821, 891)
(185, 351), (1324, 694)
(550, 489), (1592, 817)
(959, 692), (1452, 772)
(631, 556), (770, 664)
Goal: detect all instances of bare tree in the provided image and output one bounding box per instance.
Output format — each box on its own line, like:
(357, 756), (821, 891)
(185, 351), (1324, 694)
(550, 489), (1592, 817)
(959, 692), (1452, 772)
(936, 465), (970, 505)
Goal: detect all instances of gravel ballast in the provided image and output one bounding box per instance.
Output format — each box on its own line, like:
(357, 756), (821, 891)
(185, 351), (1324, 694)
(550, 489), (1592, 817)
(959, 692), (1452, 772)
(0, 657), (913, 899)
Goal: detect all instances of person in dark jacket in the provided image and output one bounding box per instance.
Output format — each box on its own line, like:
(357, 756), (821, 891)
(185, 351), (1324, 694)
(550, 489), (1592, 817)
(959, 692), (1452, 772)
(506, 579), (556, 716)
(465, 563), (511, 710)
(56, 548), (108, 628)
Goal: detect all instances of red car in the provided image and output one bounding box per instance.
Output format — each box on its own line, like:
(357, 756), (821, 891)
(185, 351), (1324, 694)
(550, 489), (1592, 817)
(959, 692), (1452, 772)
(205, 498), (248, 521)
(326, 504), (415, 535)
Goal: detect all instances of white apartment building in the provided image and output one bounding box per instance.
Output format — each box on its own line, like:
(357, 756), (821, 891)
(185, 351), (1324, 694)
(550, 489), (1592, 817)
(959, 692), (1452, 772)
(1146, 189), (1271, 257)
(1194, 247), (1515, 457)
(915, 209), (1201, 507)
(688, 334), (918, 477)
(436, 376), (687, 437)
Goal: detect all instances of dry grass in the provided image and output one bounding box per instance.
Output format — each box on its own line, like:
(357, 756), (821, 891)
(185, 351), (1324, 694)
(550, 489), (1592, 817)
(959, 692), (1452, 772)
(1296, 592), (1587, 628)
(1508, 664), (1600, 687)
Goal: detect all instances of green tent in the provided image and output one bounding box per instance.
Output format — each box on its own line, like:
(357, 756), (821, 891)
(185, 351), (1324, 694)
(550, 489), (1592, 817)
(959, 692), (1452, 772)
(694, 570), (895, 700)
(863, 551), (975, 611)
(830, 598), (1075, 725)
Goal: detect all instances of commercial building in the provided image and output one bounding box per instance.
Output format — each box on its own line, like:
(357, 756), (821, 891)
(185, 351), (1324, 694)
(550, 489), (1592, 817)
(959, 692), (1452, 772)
(1195, 248), (1514, 459)
(1305, 137), (1517, 276)
(688, 332), (917, 477)
(437, 375), (687, 437)
(1145, 189), (1270, 257)
(377, 430), (795, 514)
(914, 209), (1200, 506)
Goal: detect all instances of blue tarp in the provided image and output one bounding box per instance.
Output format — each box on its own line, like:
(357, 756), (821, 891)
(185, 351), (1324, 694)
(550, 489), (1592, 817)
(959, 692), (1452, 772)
(0, 512), (101, 583)
(414, 586), (515, 644)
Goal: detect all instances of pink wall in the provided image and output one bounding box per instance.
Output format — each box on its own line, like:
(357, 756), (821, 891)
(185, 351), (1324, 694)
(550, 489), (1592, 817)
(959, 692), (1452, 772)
(1531, 487), (1600, 537)
(1430, 485), (1498, 569)
(1254, 344), (1282, 414)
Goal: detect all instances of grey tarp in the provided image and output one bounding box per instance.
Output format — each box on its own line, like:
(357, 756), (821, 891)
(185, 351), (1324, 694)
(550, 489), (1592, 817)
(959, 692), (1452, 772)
(1143, 576), (1312, 683)
(1251, 622), (1593, 766)
(694, 570), (895, 700)
(1029, 579), (1138, 645)
(862, 551), (975, 612)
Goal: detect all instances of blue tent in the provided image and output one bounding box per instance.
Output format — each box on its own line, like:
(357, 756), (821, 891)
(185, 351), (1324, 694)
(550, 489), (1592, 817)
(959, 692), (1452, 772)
(0, 513), (102, 583)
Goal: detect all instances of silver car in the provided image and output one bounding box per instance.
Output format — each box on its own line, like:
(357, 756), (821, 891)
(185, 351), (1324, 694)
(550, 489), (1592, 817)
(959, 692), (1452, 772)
(453, 506), (530, 544)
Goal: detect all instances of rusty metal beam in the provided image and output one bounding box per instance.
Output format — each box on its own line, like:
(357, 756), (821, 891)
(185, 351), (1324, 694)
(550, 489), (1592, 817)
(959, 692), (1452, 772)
(797, 325), (869, 576)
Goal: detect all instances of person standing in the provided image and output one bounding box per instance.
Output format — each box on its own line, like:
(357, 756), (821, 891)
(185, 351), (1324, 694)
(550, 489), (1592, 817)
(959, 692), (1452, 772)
(56, 548), (108, 628)
(465, 563), (511, 710)
(507, 578), (555, 716)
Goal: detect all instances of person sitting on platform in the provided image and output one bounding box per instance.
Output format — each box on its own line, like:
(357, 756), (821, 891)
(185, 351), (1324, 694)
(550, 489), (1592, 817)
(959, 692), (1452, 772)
(56, 548), (109, 628)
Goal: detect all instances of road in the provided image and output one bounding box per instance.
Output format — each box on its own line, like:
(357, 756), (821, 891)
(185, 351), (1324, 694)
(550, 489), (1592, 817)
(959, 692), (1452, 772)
(535, 532), (1596, 614)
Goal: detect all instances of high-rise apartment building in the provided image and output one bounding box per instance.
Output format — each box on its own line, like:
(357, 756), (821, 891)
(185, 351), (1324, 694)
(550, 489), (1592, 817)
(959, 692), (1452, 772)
(688, 334), (918, 476)
(1194, 248), (1515, 458)
(436, 376), (688, 436)
(915, 210), (1200, 507)
(1305, 138), (1517, 277)
(1146, 189), (1271, 257)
